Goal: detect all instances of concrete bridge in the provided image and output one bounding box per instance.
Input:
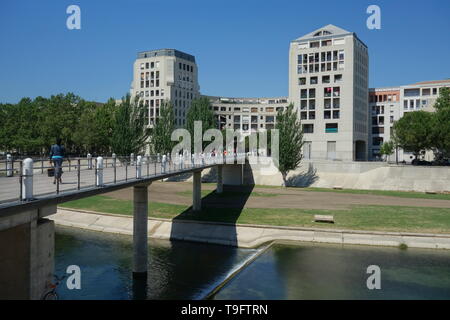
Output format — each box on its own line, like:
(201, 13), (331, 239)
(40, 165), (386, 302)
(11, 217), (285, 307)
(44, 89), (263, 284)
(0, 154), (245, 299)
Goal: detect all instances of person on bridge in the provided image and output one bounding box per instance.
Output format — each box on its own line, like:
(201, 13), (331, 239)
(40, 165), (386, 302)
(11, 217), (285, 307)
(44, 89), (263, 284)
(49, 138), (65, 184)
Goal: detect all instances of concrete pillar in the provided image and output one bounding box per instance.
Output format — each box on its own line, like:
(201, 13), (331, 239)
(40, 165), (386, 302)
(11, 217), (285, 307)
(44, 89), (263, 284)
(130, 153), (135, 166)
(6, 154), (13, 177)
(193, 171), (202, 212)
(87, 153), (92, 169)
(217, 165), (223, 194)
(22, 158), (33, 201)
(136, 155), (142, 179)
(112, 153), (116, 167)
(133, 184), (150, 277)
(96, 156), (104, 187)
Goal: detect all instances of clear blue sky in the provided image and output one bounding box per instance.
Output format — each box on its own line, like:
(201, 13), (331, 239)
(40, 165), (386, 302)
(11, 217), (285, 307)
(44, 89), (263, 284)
(1, 0), (449, 103)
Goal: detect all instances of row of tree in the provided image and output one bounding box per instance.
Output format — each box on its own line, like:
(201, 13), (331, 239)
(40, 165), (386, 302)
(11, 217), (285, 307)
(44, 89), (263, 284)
(381, 88), (450, 163)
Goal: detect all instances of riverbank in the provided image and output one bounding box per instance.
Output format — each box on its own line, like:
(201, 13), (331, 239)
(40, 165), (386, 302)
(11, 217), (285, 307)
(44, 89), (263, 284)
(51, 208), (450, 250)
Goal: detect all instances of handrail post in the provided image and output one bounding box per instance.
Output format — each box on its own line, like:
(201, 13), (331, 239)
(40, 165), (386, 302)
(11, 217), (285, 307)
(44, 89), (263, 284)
(96, 156), (104, 187)
(136, 155), (142, 179)
(22, 158), (33, 201)
(6, 154), (13, 177)
(161, 154), (167, 173)
(77, 159), (81, 190)
(112, 153), (117, 184)
(87, 153), (92, 170)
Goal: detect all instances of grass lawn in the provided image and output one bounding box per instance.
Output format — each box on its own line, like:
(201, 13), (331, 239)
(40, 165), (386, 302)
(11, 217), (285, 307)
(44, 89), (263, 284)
(60, 195), (450, 234)
(250, 184), (450, 201)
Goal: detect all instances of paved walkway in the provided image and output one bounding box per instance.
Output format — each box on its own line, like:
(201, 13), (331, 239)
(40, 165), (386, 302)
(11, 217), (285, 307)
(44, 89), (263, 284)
(0, 161), (201, 204)
(104, 181), (450, 210)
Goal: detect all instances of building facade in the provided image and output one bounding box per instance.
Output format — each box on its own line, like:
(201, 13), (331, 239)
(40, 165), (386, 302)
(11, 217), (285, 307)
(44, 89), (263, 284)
(131, 49), (201, 128)
(205, 96), (288, 133)
(288, 24), (369, 161)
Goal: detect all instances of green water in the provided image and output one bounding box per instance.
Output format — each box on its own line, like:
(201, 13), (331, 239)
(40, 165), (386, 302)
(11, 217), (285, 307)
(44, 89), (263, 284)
(55, 227), (450, 300)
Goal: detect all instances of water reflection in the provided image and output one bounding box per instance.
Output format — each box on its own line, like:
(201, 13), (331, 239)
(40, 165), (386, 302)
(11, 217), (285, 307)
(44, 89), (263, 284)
(55, 226), (257, 300)
(213, 242), (450, 300)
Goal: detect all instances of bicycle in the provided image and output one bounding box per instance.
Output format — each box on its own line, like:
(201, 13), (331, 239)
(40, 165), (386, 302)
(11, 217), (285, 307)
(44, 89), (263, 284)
(42, 274), (67, 300)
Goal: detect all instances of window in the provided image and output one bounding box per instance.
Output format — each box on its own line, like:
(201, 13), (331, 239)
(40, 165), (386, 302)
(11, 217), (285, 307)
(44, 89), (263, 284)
(310, 77), (318, 85)
(325, 123), (338, 133)
(324, 110), (331, 119)
(300, 112), (307, 120)
(334, 74), (342, 83)
(310, 41), (320, 48)
(333, 110), (340, 119)
(301, 89), (308, 99)
(308, 111), (315, 120)
(309, 88), (316, 98)
(303, 124), (314, 133)
(322, 75), (330, 84)
(299, 77), (306, 85)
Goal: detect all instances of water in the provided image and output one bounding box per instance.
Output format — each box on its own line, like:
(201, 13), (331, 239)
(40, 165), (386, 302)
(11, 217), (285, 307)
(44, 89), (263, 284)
(54, 226), (257, 300)
(55, 227), (450, 300)
(213, 242), (450, 300)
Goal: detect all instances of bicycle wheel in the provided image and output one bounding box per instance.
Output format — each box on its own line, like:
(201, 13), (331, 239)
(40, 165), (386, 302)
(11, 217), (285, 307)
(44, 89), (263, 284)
(43, 291), (58, 300)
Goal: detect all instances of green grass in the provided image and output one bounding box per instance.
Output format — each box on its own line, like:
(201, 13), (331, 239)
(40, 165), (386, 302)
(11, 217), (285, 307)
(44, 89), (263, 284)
(60, 195), (450, 234)
(253, 185), (450, 201)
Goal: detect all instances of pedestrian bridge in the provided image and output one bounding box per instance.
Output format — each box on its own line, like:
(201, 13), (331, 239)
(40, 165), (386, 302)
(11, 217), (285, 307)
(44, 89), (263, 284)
(0, 153), (245, 299)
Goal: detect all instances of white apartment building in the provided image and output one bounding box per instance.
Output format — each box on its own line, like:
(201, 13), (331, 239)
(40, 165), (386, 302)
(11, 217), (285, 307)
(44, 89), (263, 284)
(368, 87), (401, 161)
(131, 49), (200, 128)
(369, 79), (450, 162)
(205, 96), (288, 133)
(288, 24), (369, 161)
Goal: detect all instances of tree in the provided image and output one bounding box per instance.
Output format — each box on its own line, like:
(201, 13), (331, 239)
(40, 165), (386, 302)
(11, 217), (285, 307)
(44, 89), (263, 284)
(379, 140), (394, 161)
(150, 100), (175, 155)
(429, 87), (450, 162)
(275, 104), (304, 186)
(110, 94), (150, 159)
(185, 97), (216, 151)
(392, 111), (434, 160)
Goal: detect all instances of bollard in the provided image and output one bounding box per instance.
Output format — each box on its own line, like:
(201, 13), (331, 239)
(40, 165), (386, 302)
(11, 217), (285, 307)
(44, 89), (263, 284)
(96, 156), (104, 186)
(6, 154), (13, 177)
(87, 153), (92, 170)
(161, 154), (167, 173)
(112, 153), (117, 183)
(136, 155), (142, 179)
(22, 158), (33, 201)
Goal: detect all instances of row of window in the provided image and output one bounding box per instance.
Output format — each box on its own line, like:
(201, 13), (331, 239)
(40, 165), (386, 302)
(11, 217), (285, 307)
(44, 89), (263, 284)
(297, 61), (345, 74)
(301, 123), (339, 134)
(212, 106), (284, 113)
(140, 61), (160, 70)
(140, 89), (164, 98)
(140, 79), (160, 88)
(300, 110), (340, 120)
(299, 74), (342, 85)
(300, 87), (340, 99)
(179, 62), (194, 72)
(300, 98), (340, 110)
(297, 51), (345, 64)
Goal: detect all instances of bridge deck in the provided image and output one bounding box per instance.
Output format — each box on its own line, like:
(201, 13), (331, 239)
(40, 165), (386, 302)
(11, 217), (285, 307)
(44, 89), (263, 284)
(0, 160), (221, 216)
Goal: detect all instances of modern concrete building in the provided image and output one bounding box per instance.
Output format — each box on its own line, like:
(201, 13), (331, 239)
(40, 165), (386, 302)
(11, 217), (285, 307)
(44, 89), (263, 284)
(205, 95), (288, 133)
(368, 87), (401, 161)
(130, 49), (200, 128)
(288, 24), (369, 161)
(369, 79), (450, 162)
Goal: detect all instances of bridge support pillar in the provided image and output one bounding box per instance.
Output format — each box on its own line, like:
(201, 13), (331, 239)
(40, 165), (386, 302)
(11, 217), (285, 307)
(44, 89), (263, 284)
(133, 183), (150, 278)
(193, 171), (202, 212)
(216, 165), (223, 194)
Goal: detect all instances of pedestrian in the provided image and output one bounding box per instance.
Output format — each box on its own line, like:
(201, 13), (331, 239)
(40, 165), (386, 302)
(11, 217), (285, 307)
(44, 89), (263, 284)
(49, 138), (65, 184)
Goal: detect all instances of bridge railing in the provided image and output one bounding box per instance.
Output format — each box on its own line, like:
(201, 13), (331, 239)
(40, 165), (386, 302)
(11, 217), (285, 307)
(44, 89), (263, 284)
(0, 152), (242, 205)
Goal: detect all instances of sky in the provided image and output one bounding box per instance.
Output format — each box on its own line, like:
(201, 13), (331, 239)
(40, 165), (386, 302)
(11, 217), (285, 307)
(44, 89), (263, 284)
(0, 0), (449, 103)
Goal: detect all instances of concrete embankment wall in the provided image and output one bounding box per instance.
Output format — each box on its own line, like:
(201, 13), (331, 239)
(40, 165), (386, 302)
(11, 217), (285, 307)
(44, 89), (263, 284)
(52, 209), (450, 250)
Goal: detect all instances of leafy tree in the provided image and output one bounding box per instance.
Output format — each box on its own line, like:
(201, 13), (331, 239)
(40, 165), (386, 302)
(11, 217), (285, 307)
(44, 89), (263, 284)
(379, 140), (394, 161)
(150, 100), (175, 155)
(392, 111), (434, 160)
(431, 87), (450, 160)
(275, 104), (304, 186)
(185, 97), (216, 151)
(110, 94), (150, 159)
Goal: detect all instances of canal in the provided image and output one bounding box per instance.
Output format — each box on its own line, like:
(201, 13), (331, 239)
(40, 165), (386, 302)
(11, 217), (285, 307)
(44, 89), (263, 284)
(55, 226), (450, 300)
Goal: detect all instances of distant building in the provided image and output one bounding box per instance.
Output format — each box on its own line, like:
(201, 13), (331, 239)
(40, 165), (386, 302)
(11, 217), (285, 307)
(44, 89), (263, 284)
(130, 49), (200, 128)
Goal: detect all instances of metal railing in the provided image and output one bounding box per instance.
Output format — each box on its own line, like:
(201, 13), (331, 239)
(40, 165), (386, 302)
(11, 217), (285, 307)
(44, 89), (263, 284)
(0, 152), (246, 205)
